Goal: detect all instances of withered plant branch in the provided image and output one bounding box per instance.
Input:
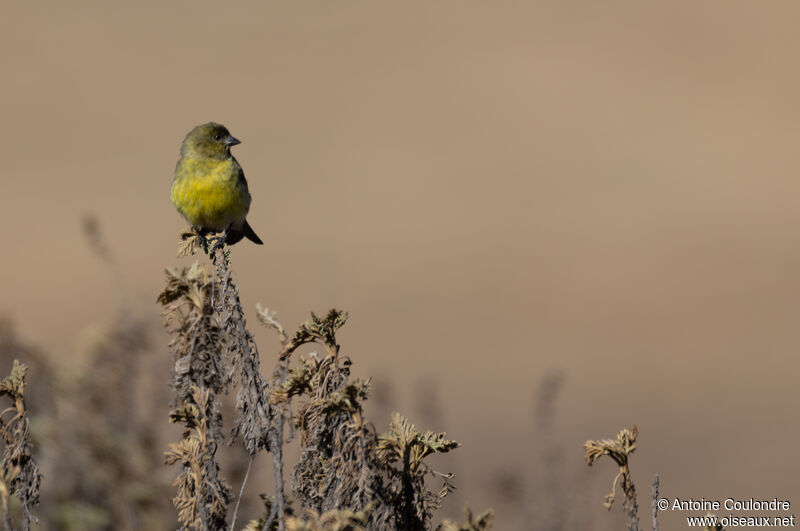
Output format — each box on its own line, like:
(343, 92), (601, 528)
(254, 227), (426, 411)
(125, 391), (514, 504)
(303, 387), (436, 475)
(0, 360), (41, 531)
(274, 309), (347, 361)
(165, 385), (232, 529)
(210, 247), (270, 455)
(584, 426), (639, 531)
(159, 262), (233, 529)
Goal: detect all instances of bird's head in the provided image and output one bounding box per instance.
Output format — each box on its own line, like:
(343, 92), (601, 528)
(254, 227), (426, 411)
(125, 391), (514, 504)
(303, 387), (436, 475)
(181, 122), (240, 159)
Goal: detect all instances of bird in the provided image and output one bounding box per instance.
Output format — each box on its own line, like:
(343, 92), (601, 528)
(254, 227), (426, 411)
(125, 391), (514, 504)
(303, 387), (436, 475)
(171, 122), (263, 246)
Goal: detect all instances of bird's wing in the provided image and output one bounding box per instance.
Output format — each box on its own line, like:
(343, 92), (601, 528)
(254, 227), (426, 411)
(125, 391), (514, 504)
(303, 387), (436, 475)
(236, 163), (250, 193)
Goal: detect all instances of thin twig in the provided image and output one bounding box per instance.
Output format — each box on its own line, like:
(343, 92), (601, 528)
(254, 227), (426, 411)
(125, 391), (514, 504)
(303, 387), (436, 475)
(230, 455), (255, 531)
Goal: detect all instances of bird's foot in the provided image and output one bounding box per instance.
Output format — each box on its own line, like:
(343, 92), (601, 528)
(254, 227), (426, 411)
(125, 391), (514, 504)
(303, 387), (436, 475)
(177, 228), (211, 258)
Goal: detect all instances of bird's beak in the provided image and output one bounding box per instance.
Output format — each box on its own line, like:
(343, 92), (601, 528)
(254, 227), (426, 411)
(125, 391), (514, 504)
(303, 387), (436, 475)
(225, 135), (241, 146)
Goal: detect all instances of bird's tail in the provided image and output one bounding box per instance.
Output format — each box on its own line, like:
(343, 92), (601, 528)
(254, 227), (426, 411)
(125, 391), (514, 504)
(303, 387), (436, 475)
(243, 219), (264, 245)
(226, 219), (264, 245)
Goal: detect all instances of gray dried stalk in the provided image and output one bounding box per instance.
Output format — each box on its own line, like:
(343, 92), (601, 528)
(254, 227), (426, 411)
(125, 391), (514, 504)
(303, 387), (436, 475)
(650, 474), (659, 531)
(210, 247), (270, 456)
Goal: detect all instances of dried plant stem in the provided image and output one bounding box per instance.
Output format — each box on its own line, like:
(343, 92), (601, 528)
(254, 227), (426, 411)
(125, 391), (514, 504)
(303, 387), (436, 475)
(263, 344), (291, 531)
(651, 474), (660, 531)
(210, 247), (271, 455)
(584, 426), (639, 531)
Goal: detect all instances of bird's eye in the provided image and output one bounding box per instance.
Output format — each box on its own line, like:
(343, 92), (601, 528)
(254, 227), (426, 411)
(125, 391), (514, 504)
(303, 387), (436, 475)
(214, 134), (221, 141)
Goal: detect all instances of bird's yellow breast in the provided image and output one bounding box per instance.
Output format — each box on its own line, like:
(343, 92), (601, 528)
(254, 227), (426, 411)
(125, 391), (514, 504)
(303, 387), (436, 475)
(171, 157), (250, 231)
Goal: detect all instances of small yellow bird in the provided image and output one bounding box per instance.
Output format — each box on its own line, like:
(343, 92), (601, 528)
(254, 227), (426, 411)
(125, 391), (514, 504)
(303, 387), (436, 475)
(171, 122), (263, 245)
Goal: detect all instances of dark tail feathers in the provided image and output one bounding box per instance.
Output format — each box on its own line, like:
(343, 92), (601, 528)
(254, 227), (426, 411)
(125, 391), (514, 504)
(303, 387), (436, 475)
(226, 219), (263, 245)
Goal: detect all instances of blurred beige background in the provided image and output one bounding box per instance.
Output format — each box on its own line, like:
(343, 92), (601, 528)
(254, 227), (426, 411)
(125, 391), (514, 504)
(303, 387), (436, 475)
(2, 1), (800, 528)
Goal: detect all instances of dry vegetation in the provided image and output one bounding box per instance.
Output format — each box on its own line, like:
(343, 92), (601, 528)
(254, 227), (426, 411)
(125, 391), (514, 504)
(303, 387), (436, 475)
(0, 360), (40, 530)
(0, 224), (718, 530)
(0, 226), (497, 530)
(157, 232), (489, 530)
(584, 429), (726, 531)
